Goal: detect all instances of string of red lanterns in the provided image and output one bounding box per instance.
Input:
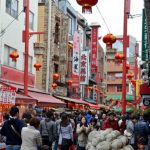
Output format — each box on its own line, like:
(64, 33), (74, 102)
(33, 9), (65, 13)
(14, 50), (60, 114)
(53, 73), (59, 81)
(66, 80), (73, 86)
(34, 63), (42, 71)
(127, 73), (134, 80)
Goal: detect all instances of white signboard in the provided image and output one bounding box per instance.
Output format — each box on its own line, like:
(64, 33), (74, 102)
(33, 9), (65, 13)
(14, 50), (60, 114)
(0, 86), (16, 104)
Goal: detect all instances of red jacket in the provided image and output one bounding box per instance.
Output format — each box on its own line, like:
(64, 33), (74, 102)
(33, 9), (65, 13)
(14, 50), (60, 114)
(102, 119), (120, 131)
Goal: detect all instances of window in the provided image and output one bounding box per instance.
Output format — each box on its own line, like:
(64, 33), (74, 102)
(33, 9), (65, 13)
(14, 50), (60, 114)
(4, 45), (17, 68)
(28, 56), (33, 73)
(117, 85), (122, 92)
(68, 15), (73, 34)
(54, 63), (59, 73)
(29, 11), (34, 30)
(54, 22), (60, 44)
(6, 0), (18, 18)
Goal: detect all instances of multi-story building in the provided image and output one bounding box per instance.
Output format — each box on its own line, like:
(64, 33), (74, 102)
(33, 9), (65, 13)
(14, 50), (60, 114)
(104, 48), (129, 96)
(0, 0), (38, 87)
(35, 0), (69, 96)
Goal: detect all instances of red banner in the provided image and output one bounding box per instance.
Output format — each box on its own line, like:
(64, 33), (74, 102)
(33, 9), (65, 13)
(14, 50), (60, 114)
(72, 31), (80, 87)
(91, 27), (98, 74)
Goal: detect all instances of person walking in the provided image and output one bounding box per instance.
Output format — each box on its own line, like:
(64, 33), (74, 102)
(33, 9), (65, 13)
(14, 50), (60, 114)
(58, 112), (73, 150)
(21, 118), (42, 150)
(39, 110), (57, 150)
(0, 106), (24, 150)
(76, 116), (90, 150)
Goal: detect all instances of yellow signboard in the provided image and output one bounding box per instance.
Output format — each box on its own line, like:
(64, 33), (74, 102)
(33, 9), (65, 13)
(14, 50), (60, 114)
(136, 80), (143, 97)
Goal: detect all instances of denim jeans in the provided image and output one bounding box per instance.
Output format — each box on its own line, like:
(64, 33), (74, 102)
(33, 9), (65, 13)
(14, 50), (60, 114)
(6, 145), (21, 150)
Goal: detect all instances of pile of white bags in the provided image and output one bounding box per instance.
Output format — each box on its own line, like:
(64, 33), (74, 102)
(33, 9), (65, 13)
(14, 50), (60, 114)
(86, 129), (133, 150)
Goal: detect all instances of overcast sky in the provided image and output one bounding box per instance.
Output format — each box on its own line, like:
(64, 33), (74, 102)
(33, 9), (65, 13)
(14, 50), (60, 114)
(68, 0), (144, 49)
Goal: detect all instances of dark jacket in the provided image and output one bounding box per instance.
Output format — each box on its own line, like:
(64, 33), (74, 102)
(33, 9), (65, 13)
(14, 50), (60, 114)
(134, 119), (150, 145)
(0, 118), (24, 145)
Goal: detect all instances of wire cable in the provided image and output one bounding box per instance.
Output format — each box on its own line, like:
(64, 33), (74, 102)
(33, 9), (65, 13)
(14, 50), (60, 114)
(96, 5), (111, 33)
(0, 10), (23, 37)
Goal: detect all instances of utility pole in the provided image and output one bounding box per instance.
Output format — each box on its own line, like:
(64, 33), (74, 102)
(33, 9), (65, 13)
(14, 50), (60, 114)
(122, 0), (130, 114)
(24, 0), (29, 96)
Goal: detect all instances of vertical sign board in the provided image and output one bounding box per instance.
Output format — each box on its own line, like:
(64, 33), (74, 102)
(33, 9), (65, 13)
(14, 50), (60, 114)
(93, 85), (97, 103)
(0, 86), (16, 104)
(142, 9), (149, 61)
(91, 27), (98, 75)
(72, 31), (80, 87)
(80, 51), (89, 85)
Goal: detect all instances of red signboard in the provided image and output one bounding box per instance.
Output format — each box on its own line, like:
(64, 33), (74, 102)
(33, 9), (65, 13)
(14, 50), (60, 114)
(72, 31), (80, 87)
(1, 66), (35, 87)
(91, 27), (98, 74)
(140, 83), (150, 95)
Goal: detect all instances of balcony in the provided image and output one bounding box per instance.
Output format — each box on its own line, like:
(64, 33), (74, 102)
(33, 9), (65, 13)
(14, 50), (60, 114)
(105, 79), (122, 84)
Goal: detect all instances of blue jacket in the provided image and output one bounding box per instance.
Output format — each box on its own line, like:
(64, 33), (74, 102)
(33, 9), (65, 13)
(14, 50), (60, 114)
(86, 114), (92, 125)
(134, 119), (150, 144)
(0, 118), (24, 145)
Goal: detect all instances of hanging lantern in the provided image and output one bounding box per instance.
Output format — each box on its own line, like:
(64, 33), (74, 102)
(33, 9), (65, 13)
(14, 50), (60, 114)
(66, 80), (73, 86)
(103, 33), (116, 48)
(127, 73), (134, 80)
(126, 64), (130, 70)
(34, 63), (42, 71)
(115, 53), (124, 63)
(9, 50), (19, 62)
(76, 0), (98, 13)
(53, 73), (59, 81)
(52, 83), (58, 90)
(131, 80), (136, 88)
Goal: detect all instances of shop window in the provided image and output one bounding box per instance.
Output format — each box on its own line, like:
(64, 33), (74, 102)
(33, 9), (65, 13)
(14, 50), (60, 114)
(68, 15), (73, 35)
(54, 63), (59, 73)
(54, 22), (60, 44)
(117, 85), (122, 92)
(28, 56), (33, 73)
(6, 0), (18, 19)
(4, 45), (17, 68)
(29, 11), (34, 30)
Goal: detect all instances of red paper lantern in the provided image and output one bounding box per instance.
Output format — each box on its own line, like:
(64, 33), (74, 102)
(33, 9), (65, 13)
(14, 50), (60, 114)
(115, 53), (124, 63)
(66, 80), (73, 86)
(131, 80), (136, 88)
(53, 73), (59, 81)
(127, 73), (134, 80)
(52, 83), (58, 90)
(34, 63), (42, 71)
(126, 64), (130, 70)
(103, 33), (116, 48)
(76, 0), (98, 13)
(9, 50), (19, 62)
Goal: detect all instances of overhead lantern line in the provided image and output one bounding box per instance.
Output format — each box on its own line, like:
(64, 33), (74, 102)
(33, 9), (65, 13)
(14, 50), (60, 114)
(96, 5), (110, 33)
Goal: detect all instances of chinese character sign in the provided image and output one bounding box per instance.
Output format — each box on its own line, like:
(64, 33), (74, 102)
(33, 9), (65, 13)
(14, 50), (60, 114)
(0, 86), (16, 104)
(93, 85), (97, 102)
(72, 31), (80, 87)
(80, 51), (89, 85)
(91, 27), (98, 74)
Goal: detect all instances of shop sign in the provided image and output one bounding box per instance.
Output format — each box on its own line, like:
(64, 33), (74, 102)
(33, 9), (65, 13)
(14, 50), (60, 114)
(80, 51), (89, 85)
(72, 31), (80, 87)
(93, 85), (97, 103)
(0, 86), (16, 104)
(142, 9), (149, 61)
(91, 27), (98, 74)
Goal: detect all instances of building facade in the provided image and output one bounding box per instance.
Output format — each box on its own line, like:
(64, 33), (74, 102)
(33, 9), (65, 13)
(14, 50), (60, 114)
(0, 0), (38, 87)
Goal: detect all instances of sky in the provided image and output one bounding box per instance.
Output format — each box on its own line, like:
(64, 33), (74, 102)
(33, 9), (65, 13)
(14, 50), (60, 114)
(68, 0), (144, 50)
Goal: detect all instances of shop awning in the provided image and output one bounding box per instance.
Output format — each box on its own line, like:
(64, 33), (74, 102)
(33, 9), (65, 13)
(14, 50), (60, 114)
(28, 92), (66, 107)
(16, 93), (37, 105)
(113, 107), (134, 113)
(54, 95), (87, 104)
(88, 103), (100, 110)
(84, 98), (96, 104)
(106, 94), (134, 102)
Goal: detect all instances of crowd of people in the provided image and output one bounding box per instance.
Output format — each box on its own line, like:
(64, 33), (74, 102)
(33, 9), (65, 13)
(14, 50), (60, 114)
(0, 105), (150, 150)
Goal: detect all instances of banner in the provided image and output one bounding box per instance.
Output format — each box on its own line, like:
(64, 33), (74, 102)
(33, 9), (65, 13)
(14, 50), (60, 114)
(91, 27), (98, 75)
(80, 51), (89, 85)
(0, 86), (16, 104)
(72, 31), (80, 87)
(93, 85), (97, 103)
(142, 9), (149, 61)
